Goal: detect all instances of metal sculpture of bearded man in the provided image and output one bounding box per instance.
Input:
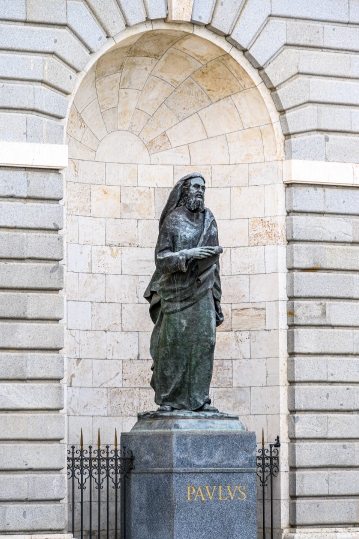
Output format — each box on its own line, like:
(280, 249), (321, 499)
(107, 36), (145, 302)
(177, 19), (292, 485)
(144, 173), (224, 412)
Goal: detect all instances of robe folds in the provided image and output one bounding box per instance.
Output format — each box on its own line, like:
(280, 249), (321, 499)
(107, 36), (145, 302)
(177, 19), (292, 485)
(144, 205), (223, 411)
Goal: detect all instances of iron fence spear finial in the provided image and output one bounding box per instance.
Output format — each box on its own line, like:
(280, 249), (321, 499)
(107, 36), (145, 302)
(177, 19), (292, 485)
(114, 428), (118, 450)
(262, 427), (265, 449)
(98, 428), (101, 450)
(80, 428), (83, 451)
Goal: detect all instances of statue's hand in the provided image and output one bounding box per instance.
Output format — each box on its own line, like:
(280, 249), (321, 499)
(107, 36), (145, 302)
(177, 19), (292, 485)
(185, 246), (219, 259)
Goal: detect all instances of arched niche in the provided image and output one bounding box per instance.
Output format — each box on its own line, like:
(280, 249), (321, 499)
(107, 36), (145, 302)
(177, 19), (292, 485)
(65, 26), (286, 457)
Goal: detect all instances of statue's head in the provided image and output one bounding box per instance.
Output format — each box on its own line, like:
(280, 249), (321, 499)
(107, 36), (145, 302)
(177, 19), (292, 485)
(178, 175), (205, 213)
(159, 172), (206, 228)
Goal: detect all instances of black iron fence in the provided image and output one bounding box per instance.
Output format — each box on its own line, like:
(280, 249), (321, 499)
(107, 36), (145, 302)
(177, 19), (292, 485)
(68, 428), (280, 539)
(67, 429), (134, 539)
(256, 431), (281, 539)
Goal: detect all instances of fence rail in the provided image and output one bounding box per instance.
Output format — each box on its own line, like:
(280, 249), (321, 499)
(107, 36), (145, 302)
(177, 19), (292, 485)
(67, 429), (134, 539)
(257, 431), (281, 539)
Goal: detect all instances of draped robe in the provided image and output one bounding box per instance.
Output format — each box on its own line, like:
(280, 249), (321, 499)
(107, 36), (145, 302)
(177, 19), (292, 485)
(144, 205), (223, 410)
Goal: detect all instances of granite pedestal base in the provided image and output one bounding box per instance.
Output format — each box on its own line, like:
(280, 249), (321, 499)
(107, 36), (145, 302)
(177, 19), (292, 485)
(121, 412), (257, 539)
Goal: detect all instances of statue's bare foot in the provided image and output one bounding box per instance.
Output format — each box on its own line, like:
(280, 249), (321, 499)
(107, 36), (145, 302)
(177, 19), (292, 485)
(158, 405), (173, 411)
(199, 403), (219, 412)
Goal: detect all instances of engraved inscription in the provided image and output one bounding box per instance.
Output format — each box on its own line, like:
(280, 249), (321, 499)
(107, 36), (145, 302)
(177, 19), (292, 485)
(187, 486), (247, 501)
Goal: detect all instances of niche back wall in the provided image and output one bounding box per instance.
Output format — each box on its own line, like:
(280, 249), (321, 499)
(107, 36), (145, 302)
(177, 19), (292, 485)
(65, 29), (286, 447)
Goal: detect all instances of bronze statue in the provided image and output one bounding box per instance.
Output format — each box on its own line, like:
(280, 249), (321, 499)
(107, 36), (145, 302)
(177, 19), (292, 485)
(144, 173), (223, 412)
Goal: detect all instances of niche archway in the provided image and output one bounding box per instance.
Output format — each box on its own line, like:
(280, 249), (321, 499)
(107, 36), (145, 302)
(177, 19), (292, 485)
(65, 27), (285, 452)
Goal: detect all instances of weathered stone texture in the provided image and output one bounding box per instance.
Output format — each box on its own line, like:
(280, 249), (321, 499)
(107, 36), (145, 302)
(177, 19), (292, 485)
(208, 0), (244, 35)
(82, 0), (126, 36)
(0, 262), (64, 289)
(191, 0), (216, 25)
(19, 233), (63, 260)
(228, 0), (271, 50)
(143, 0), (167, 19)
(287, 215), (359, 243)
(0, 473), (66, 500)
(0, 413), (65, 440)
(288, 357), (359, 383)
(0, 443), (66, 471)
(0, 504), (66, 532)
(26, 0), (67, 24)
(0, 169), (63, 200)
(0, 353), (64, 380)
(0, 322), (64, 350)
(290, 499), (359, 526)
(287, 243), (359, 271)
(0, 0), (26, 20)
(117, 0), (147, 26)
(289, 414), (359, 439)
(0, 202), (63, 230)
(0, 292), (63, 319)
(287, 272), (359, 299)
(67, 1), (107, 53)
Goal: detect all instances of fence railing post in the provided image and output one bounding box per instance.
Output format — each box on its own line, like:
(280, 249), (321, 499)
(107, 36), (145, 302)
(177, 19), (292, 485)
(256, 431), (280, 539)
(67, 429), (135, 539)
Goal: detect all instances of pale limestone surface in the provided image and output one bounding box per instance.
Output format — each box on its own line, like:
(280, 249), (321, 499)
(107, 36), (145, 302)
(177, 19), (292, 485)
(65, 29), (285, 446)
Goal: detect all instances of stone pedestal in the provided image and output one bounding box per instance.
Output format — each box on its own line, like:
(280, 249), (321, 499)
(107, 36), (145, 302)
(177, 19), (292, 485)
(121, 411), (257, 539)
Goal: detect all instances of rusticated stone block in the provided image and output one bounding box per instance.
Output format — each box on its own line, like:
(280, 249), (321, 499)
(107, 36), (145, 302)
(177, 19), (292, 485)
(289, 413), (359, 440)
(191, 0), (215, 25)
(0, 503), (65, 531)
(0, 413), (65, 440)
(288, 327), (359, 355)
(287, 215), (357, 243)
(0, 443), (66, 470)
(0, 201), (63, 230)
(0, 383), (63, 410)
(289, 442), (359, 468)
(288, 385), (359, 412)
(287, 272), (359, 300)
(0, 263), (64, 290)
(0, 322), (64, 350)
(0, 292), (63, 320)
(0, 353), (64, 380)
(0, 473), (66, 501)
(290, 499), (359, 526)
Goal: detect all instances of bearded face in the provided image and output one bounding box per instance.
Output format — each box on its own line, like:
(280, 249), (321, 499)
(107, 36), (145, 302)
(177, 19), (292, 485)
(179, 177), (205, 212)
(185, 190), (205, 212)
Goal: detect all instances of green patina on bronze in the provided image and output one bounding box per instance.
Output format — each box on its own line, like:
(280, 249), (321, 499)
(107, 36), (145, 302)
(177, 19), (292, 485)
(144, 173), (224, 412)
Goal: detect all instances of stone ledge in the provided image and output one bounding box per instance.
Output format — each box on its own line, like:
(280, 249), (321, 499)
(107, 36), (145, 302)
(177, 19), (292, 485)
(0, 142), (68, 169)
(0, 533), (73, 539)
(284, 159), (359, 187)
(285, 529), (359, 539)
(0, 535), (72, 539)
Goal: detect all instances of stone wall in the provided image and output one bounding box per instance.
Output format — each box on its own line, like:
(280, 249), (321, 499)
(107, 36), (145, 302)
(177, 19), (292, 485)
(0, 1), (359, 537)
(1, 1), (359, 163)
(0, 167), (66, 532)
(287, 184), (359, 529)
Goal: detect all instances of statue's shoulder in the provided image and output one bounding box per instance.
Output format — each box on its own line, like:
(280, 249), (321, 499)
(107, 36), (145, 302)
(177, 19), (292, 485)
(204, 207), (217, 225)
(162, 206), (185, 227)
(205, 207), (215, 219)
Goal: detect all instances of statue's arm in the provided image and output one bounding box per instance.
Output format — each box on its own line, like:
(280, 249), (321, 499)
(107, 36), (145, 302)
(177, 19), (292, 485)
(156, 249), (188, 274)
(155, 216), (222, 275)
(155, 225), (188, 274)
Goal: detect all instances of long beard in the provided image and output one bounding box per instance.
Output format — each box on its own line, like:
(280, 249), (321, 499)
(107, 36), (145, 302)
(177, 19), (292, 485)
(185, 193), (204, 212)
